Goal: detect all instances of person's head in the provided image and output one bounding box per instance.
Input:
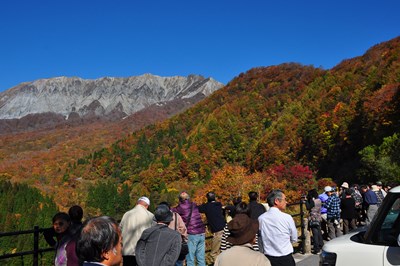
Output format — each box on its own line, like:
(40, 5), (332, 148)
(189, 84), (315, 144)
(227, 214), (259, 245)
(233, 196), (242, 206)
(77, 216), (122, 266)
(137, 196), (150, 209)
(206, 192), (216, 202)
(235, 202), (250, 216)
(376, 181), (383, 189)
(154, 204), (173, 225)
(267, 189), (286, 210)
(158, 201), (171, 209)
(52, 212), (71, 234)
(307, 189), (319, 200)
(360, 185), (368, 193)
(341, 182), (349, 190)
(352, 184), (359, 191)
(324, 186), (334, 196)
(179, 191), (190, 202)
(248, 191), (258, 202)
(345, 188), (353, 196)
(68, 205), (83, 223)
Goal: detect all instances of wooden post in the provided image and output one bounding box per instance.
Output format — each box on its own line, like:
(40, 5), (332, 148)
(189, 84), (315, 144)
(303, 216), (312, 254)
(299, 200), (305, 253)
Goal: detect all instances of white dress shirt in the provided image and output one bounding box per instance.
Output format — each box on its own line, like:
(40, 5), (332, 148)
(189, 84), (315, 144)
(258, 207), (298, 257)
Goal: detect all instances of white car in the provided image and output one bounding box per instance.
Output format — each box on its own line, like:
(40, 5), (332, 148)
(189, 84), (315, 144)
(320, 185), (400, 266)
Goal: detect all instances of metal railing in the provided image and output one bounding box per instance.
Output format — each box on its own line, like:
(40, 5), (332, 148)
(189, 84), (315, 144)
(287, 199), (307, 253)
(0, 226), (54, 265)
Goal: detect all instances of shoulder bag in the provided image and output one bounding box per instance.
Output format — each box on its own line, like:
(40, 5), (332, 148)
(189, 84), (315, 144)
(175, 212), (189, 260)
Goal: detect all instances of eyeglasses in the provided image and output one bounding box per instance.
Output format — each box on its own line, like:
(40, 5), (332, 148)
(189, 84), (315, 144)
(53, 222), (65, 226)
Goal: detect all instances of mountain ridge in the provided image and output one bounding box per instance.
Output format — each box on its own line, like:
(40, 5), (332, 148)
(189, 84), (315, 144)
(61, 36), (400, 205)
(0, 74), (224, 120)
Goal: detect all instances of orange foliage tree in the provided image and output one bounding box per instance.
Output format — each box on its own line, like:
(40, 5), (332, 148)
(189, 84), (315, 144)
(193, 163), (317, 206)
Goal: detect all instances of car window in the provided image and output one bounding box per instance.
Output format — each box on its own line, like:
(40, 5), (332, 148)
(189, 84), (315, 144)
(373, 197), (400, 246)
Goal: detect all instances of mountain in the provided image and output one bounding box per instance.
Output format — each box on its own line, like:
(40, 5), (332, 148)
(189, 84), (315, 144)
(0, 74), (223, 134)
(1, 36), (400, 215)
(59, 36), (400, 211)
(0, 74), (223, 202)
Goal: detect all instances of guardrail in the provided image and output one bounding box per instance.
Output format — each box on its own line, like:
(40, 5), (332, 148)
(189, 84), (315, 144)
(287, 200), (307, 254)
(0, 226), (54, 265)
(0, 200), (307, 265)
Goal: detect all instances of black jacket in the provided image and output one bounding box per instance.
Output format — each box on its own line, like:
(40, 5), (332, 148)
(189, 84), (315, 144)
(198, 201), (226, 232)
(248, 201), (266, 220)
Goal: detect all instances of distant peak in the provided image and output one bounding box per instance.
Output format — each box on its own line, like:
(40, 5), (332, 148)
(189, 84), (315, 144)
(0, 74), (224, 119)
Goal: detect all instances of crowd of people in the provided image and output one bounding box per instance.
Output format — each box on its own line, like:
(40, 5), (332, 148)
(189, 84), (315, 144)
(43, 181), (395, 266)
(304, 181), (394, 254)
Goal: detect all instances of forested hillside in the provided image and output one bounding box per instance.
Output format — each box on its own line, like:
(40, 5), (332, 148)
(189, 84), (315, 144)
(0, 181), (58, 265)
(61, 37), (400, 215)
(1, 37), (399, 219)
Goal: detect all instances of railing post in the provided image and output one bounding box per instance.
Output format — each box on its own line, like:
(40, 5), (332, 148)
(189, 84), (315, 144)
(33, 226), (39, 266)
(299, 200), (306, 254)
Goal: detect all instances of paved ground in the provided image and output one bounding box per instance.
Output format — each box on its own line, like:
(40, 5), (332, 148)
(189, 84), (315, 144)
(294, 252), (320, 266)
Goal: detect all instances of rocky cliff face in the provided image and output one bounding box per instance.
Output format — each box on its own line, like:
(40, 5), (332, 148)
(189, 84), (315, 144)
(0, 74), (224, 120)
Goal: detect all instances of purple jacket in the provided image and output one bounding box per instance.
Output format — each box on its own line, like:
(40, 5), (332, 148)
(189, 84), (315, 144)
(172, 200), (205, 235)
(319, 193), (328, 214)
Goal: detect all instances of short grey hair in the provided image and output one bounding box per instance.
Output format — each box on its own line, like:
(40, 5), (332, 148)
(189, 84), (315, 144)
(266, 189), (284, 207)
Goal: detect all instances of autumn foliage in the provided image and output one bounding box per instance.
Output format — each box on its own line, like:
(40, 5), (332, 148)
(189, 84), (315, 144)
(1, 36), (400, 216)
(193, 164), (316, 205)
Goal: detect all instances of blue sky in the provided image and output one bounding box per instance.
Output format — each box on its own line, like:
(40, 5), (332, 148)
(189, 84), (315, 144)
(1, 1), (399, 92)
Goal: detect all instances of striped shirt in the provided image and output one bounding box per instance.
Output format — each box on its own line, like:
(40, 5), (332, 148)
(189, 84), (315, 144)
(220, 224), (260, 251)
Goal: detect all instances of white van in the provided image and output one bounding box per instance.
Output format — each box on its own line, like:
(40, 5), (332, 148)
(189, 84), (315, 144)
(320, 186), (400, 266)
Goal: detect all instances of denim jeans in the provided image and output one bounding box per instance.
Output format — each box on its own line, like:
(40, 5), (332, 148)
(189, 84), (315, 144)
(186, 233), (206, 266)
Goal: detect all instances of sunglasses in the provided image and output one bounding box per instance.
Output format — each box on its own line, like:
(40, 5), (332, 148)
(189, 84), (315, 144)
(53, 222), (65, 226)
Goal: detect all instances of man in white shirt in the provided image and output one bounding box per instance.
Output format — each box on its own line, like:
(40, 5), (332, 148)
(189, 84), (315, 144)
(258, 189), (298, 266)
(120, 196), (154, 266)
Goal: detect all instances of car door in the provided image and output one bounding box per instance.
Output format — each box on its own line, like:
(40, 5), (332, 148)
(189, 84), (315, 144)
(370, 196), (400, 266)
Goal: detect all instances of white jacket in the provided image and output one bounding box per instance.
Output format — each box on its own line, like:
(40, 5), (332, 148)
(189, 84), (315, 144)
(120, 204), (154, 256)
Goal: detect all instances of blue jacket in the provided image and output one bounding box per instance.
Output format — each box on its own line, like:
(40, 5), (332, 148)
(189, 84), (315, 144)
(319, 193), (328, 214)
(363, 189), (378, 206)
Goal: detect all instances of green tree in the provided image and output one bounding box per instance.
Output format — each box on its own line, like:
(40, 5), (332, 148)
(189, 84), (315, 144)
(358, 133), (400, 184)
